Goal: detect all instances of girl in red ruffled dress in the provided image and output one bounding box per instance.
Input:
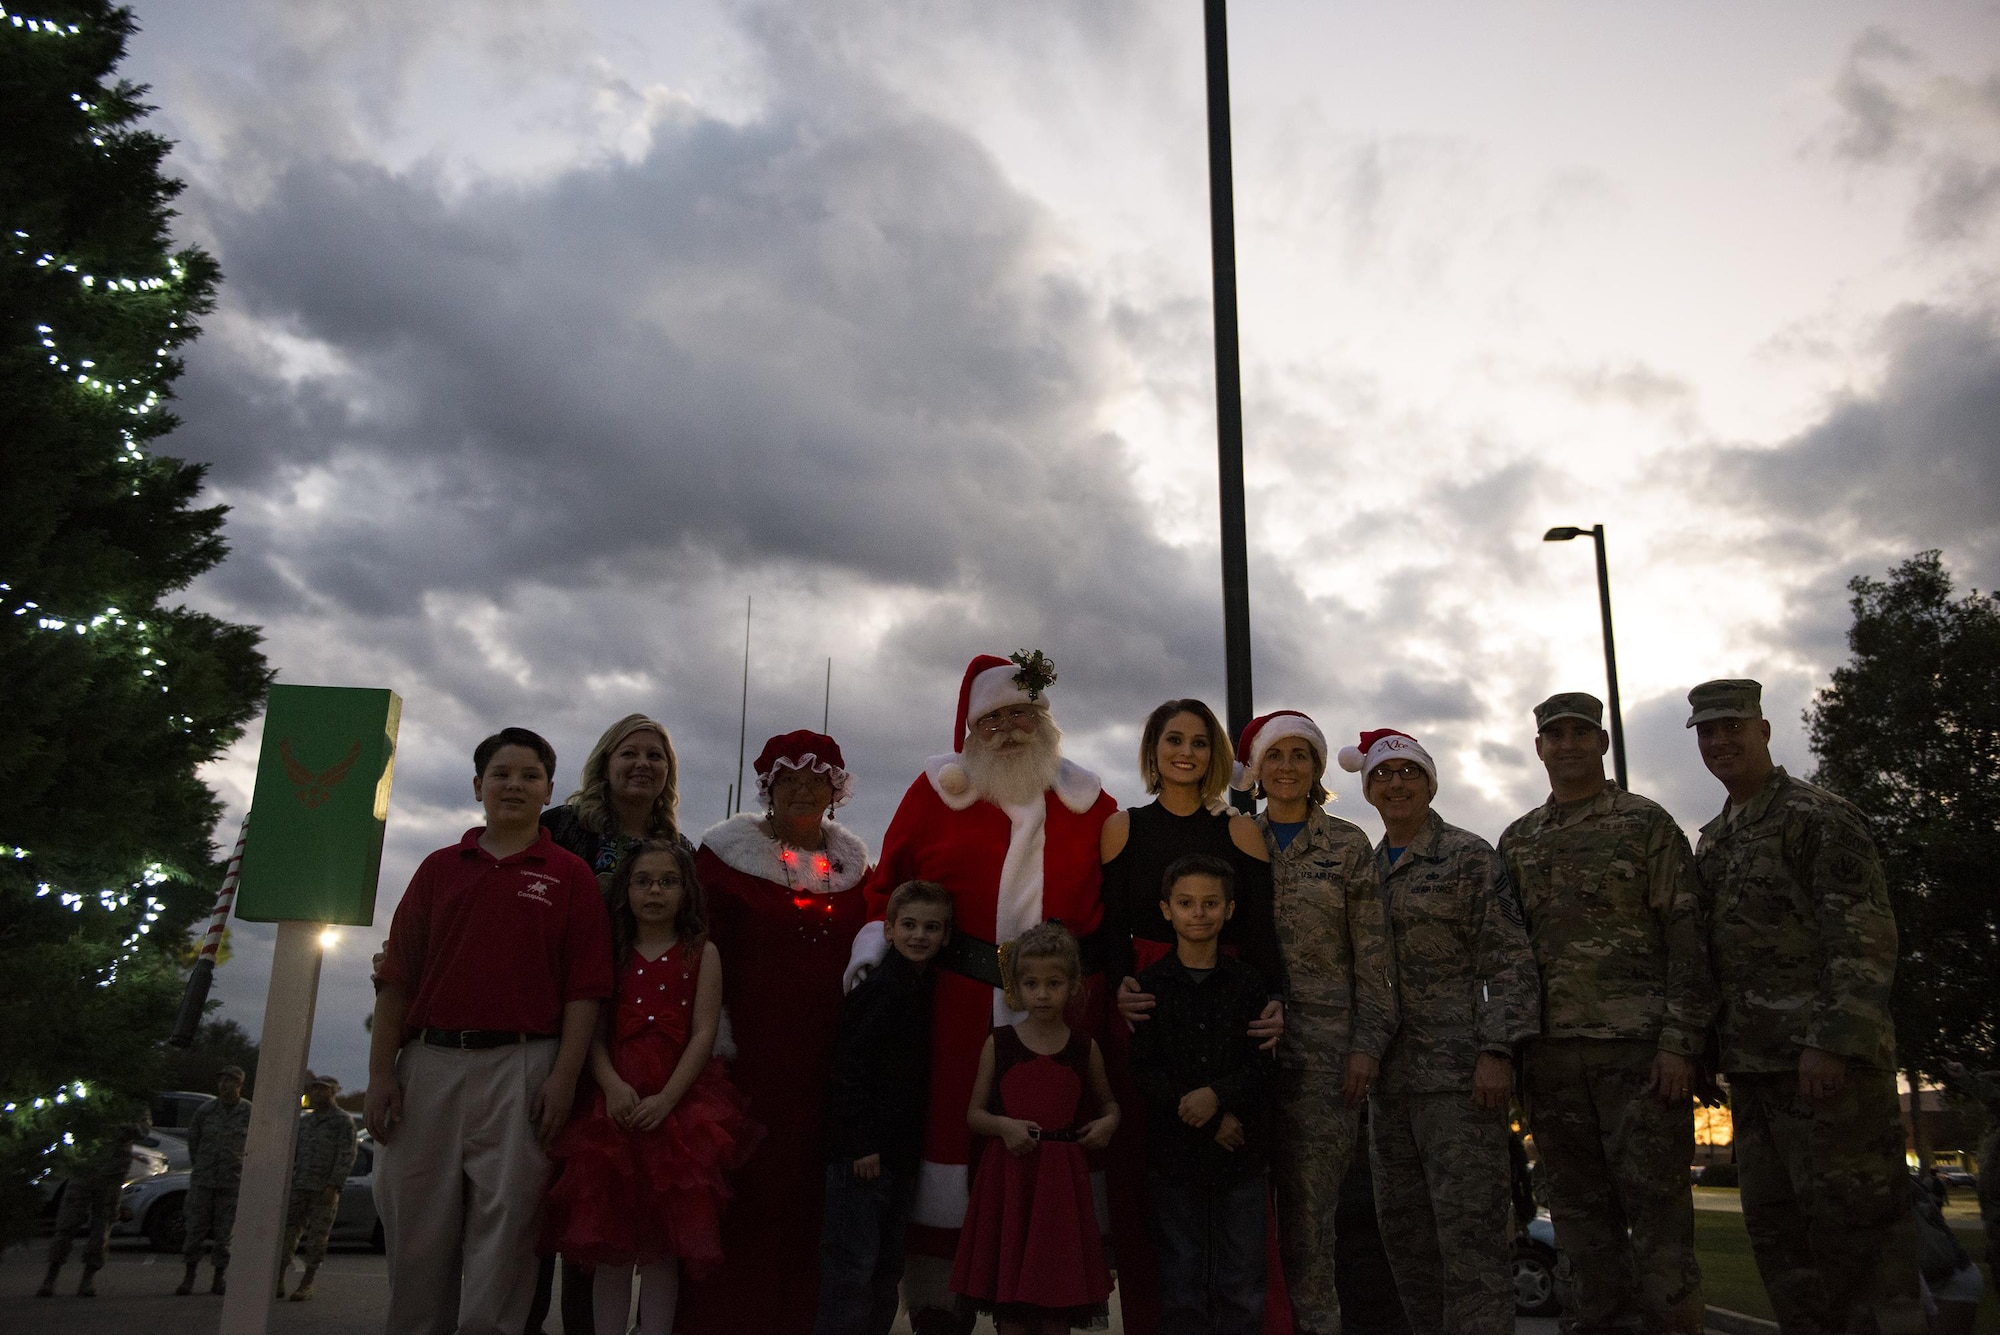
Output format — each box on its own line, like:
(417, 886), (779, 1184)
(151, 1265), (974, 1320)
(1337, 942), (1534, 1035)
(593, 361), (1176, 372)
(952, 921), (1122, 1335)
(546, 838), (760, 1335)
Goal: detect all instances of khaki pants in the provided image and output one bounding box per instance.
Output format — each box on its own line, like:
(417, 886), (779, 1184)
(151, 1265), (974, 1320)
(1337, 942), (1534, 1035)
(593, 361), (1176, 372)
(375, 1038), (556, 1335)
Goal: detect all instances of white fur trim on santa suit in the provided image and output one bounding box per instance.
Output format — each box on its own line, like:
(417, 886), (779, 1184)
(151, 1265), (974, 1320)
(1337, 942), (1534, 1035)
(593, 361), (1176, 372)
(921, 755), (1101, 1025)
(963, 661), (1032, 736)
(844, 919), (887, 993)
(917, 1160), (973, 1230)
(695, 812), (870, 893)
(923, 753), (1103, 815)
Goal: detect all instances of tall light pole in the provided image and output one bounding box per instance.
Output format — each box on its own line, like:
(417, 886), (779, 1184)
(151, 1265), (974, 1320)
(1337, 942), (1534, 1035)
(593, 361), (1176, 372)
(1543, 524), (1628, 790)
(1204, 0), (1255, 764)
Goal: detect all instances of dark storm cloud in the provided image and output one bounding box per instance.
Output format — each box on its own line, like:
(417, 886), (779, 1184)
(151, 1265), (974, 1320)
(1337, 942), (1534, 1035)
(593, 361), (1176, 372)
(1825, 28), (2000, 246)
(1711, 302), (2000, 583)
(156, 5), (1320, 866)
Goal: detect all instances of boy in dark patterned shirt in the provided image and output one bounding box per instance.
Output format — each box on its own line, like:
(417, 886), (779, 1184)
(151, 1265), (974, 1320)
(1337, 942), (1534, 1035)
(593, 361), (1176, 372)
(1131, 853), (1276, 1335)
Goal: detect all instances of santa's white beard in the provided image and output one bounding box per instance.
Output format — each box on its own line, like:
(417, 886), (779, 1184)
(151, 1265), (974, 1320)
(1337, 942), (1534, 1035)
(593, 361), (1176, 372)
(962, 717), (1063, 808)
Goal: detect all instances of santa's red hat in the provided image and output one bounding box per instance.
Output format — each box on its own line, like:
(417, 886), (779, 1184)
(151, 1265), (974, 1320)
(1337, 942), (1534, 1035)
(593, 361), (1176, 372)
(1337, 728), (1437, 784)
(754, 730), (853, 808)
(1231, 710), (1329, 790)
(940, 650), (1060, 796)
(950, 650), (1060, 749)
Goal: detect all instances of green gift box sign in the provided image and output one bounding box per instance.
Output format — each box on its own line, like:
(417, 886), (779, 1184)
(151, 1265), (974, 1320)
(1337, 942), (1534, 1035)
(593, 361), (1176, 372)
(234, 685), (402, 926)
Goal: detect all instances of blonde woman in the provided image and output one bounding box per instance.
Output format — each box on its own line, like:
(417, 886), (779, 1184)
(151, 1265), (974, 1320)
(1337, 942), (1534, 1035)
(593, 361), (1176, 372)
(542, 714), (691, 878)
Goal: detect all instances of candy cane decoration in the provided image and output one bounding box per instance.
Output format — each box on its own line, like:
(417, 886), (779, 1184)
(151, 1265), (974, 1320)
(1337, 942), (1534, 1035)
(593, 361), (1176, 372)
(169, 814), (248, 1047)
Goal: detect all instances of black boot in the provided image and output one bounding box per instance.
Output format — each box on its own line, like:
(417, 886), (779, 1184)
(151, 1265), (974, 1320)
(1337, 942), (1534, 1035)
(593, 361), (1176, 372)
(36, 1263), (59, 1298)
(210, 1263), (227, 1296)
(77, 1266), (99, 1297)
(175, 1260), (197, 1296)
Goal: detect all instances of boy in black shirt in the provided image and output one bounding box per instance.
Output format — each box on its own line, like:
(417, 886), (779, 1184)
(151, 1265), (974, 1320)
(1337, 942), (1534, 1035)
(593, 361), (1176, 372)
(814, 880), (953, 1335)
(1131, 853), (1277, 1335)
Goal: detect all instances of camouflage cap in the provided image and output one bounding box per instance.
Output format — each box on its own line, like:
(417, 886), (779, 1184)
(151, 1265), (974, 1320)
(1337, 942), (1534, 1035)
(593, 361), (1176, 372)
(1533, 692), (1603, 731)
(303, 1071), (337, 1091)
(217, 1065), (246, 1080)
(1685, 678), (1762, 728)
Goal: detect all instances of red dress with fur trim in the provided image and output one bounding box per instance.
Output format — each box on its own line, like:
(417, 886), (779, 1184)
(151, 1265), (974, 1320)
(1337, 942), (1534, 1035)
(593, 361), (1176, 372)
(952, 1026), (1112, 1321)
(677, 815), (873, 1335)
(544, 942), (759, 1273)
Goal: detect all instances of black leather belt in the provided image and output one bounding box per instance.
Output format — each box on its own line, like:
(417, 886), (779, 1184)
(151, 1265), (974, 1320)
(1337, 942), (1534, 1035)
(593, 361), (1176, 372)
(936, 924), (1109, 990)
(1030, 1126), (1083, 1143)
(936, 932), (1005, 989)
(421, 1028), (552, 1049)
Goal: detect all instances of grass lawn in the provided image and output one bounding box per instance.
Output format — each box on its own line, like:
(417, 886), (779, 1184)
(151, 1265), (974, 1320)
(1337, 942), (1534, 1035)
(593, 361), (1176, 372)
(1693, 1207), (1998, 1332)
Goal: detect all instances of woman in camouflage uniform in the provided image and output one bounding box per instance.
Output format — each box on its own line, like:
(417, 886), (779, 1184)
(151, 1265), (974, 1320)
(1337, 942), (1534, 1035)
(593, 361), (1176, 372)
(1235, 711), (1397, 1335)
(1340, 728), (1538, 1335)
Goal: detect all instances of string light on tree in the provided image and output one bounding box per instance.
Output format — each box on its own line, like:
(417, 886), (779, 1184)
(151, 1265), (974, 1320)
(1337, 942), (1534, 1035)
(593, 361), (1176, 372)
(0, 0), (270, 1248)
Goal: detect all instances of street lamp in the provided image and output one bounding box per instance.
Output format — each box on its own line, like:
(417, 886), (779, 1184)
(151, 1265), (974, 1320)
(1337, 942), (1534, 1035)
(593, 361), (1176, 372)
(1543, 524), (1628, 790)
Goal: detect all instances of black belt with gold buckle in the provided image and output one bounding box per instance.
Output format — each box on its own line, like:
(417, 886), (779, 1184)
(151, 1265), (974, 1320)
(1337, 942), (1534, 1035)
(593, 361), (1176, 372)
(421, 1028), (550, 1049)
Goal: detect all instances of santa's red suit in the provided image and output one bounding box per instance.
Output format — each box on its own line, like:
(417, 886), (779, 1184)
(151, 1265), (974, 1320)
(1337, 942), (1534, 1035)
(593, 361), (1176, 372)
(849, 655), (1117, 1275)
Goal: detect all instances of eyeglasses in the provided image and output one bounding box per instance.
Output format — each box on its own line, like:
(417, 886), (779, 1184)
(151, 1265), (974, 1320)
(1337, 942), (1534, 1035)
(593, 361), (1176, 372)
(1368, 764), (1429, 784)
(631, 874), (681, 891)
(975, 706), (1041, 733)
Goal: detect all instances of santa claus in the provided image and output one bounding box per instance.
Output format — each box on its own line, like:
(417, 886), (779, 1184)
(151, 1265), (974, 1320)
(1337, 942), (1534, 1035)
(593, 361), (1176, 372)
(850, 651), (1117, 1333)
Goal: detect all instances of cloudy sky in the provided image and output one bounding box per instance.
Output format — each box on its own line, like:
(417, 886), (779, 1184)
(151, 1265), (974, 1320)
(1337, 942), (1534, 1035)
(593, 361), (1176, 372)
(121, 0), (2000, 1088)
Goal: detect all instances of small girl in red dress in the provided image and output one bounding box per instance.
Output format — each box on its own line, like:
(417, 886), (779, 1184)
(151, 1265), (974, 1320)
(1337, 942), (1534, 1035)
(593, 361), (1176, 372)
(545, 839), (760, 1335)
(952, 921), (1122, 1335)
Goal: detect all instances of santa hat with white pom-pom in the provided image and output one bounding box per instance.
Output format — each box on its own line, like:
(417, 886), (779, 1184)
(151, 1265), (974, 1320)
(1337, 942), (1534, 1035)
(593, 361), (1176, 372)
(1230, 710), (1329, 790)
(1337, 728), (1437, 785)
(937, 650), (1060, 797)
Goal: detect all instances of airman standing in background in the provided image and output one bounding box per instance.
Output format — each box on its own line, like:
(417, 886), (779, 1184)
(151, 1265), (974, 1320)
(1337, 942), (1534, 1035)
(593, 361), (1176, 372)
(178, 1064), (251, 1296)
(36, 1111), (146, 1298)
(1688, 678), (1921, 1335)
(279, 1071), (358, 1301)
(1500, 692), (1711, 1335)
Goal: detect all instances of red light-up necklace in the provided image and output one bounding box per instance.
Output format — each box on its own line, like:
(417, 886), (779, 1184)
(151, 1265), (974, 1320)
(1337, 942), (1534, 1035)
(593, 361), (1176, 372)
(777, 844), (836, 897)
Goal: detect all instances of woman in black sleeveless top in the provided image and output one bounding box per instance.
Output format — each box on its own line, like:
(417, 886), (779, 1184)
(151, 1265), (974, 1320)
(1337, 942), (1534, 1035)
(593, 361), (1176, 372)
(1099, 699), (1283, 1002)
(1094, 699), (1286, 1335)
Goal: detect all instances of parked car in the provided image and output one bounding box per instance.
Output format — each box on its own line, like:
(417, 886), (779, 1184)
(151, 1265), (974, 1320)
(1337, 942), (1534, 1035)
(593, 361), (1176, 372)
(40, 1141), (170, 1220)
(134, 1129), (190, 1173)
(1939, 1169), (1977, 1191)
(1515, 1212), (1561, 1318)
(116, 1137), (382, 1253)
(150, 1090), (214, 1132)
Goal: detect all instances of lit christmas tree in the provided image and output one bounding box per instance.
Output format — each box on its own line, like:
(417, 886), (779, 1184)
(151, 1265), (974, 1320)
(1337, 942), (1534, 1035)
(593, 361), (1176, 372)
(0, 0), (269, 1242)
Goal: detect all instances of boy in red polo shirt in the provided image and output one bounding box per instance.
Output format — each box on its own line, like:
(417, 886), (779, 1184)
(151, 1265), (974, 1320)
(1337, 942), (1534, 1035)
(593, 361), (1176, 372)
(366, 727), (614, 1335)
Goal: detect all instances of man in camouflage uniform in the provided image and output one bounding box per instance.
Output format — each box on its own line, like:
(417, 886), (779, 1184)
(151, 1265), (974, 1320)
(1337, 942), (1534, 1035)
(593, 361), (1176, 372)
(36, 1113), (146, 1298)
(279, 1072), (358, 1301)
(1346, 728), (1540, 1335)
(178, 1065), (252, 1296)
(1243, 709), (1399, 1335)
(1689, 679), (1922, 1335)
(1500, 692), (1712, 1335)
(1940, 1060), (2000, 1273)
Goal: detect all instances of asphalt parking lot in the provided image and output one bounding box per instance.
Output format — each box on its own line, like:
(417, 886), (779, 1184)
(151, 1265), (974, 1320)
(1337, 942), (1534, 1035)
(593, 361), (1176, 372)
(0, 1239), (1568, 1335)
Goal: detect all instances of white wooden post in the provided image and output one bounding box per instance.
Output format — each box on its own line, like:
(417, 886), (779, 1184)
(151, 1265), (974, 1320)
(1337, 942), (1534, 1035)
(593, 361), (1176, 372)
(218, 920), (324, 1335)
